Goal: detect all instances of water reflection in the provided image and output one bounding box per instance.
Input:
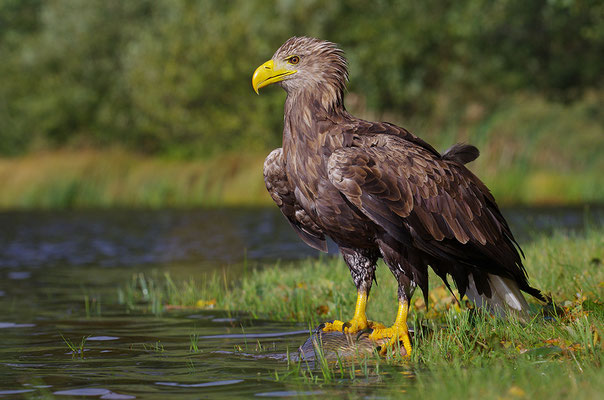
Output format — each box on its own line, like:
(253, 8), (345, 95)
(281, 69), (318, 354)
(255, 390), (326, 397)
(0, 306), (315, 398)
(0, 208), (327, 269)
(155, 380), (244, 388)
(53, 388), (135, 399)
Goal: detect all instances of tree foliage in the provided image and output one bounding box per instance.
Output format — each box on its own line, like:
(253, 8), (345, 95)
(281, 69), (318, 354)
(0, 0), (602, 157)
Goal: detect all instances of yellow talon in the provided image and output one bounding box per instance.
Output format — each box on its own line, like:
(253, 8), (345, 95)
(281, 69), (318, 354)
(368, 325), (412, 356)
(322, 319), (345, 332)
(320, 291), (413, 357)
(323, 318), (385, 333)
(322, 290), (378, 333)
(367, 300), (412, 356)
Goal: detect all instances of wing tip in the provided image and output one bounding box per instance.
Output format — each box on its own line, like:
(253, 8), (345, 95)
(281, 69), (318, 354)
(442, 143), (480, 164)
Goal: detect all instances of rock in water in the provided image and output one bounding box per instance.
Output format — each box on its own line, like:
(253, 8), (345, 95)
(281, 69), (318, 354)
(298, 326), (408, 360)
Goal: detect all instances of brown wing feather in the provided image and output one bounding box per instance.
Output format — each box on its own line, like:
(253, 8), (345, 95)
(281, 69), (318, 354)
(264, 148), (328, 252)
(327, 135), (527, 282)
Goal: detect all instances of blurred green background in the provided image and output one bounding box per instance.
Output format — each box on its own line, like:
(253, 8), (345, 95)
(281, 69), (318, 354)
(0, 0), (602, 208)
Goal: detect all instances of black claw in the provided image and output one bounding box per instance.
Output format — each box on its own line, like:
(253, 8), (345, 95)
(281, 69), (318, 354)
(316, 320), (336, 333)
(355, 328), (372, 341)
(342, 322), (350, 332)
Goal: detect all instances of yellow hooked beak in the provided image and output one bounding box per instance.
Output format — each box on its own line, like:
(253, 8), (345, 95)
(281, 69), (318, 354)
(252, 60), (296, 94)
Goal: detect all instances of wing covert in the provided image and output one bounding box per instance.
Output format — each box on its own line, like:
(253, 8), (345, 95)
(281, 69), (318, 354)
(327, 136), (508, 251)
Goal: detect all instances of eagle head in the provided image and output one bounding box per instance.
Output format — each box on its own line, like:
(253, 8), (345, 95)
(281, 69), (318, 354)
(252, 36), (348, 100)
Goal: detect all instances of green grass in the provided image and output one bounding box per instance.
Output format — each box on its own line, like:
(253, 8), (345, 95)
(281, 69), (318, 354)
(119, 228), (603, 399)
(60, 333), (89, 359)
(273, 313), (602, 399)
(142, 341), (165, 353)
(404, 359), (603, 400)
(120, 228), (603, 323)
(83, 294), (101, 318)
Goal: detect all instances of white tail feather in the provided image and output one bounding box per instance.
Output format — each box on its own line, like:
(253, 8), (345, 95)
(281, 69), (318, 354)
(466, 274), (530, 321)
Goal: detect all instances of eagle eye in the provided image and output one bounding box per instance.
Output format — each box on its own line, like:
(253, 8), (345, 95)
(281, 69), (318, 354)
(288, 56), (300, 65)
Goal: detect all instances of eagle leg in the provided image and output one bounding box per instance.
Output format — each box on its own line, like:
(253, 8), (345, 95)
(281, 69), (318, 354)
(323, 248), (382, 333)
(370, 238), (420, 356)
(322, 291), (386, 333)
(368, 299), (412, 356)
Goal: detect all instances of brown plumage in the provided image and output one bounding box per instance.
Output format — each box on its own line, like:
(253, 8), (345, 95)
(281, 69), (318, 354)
(253, 37), (545, 353)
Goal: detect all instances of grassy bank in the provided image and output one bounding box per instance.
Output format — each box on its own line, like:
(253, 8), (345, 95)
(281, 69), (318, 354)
(121, 228), (603, 323)
(120, 228), (603, 399)
(0, 149), (269, 209)
(1, 93), (603, 209)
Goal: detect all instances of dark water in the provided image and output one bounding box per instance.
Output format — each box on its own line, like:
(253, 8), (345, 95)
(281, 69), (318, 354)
(1, 206), (602, 268)
(0, 206), (602, 398)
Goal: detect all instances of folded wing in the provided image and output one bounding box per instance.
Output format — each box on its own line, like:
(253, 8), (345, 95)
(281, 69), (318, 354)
(327, 135), (539, 299)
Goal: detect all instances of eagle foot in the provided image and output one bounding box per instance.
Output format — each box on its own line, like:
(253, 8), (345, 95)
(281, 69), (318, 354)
(322, 318), (385, 334)
(368, 325), (412, 357)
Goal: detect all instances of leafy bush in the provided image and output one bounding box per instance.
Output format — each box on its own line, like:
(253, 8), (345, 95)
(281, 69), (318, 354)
(0, 0), (602, 157)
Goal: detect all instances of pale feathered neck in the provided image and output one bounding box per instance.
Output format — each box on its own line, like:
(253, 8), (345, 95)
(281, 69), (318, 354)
(275, 36), (349, 115)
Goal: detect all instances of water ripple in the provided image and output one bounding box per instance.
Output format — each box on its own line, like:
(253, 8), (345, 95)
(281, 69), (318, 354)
(0, 322), (35, 329)
(256, 391), (326, 397)
(53, 388), (135, 399)
(155, 379), (244, 388)
(87, 336), (120, 341)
